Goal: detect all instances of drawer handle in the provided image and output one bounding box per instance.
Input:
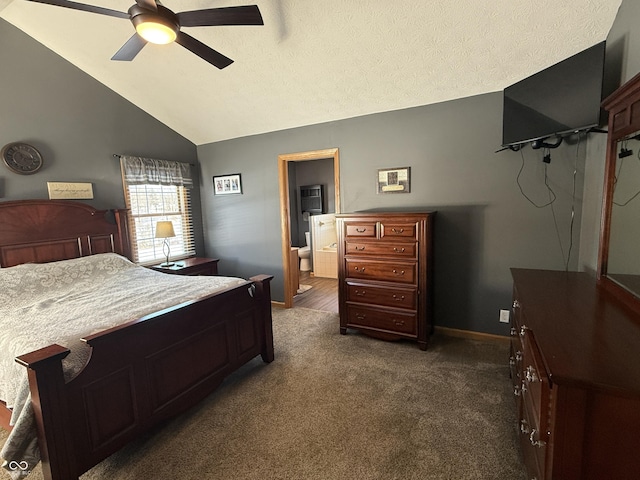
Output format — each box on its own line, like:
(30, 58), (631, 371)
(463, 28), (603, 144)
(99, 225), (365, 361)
(392, 294), (405, 301)
(520, 381), (527, 394)
(393, 247), (406, 253)
(529, 429), (546, 448)
(520, 325), (527, 337)
(392, 269), (405, 276)
(356, 228), (367, 233)
(515, 351), (522, 362)
(393, 319), (405, 326)
(510, 327), (517, 336)
(391, 228), (405, 234)
(513, 385), (521, 397)
(355, 313), (366, 321)
(355, 246), (366, 251)
(513, 299), (521, 309)
(355, 290), (366, 297)
(525, 366), (538, 383)
(509, 356), (515, 367)
(354, 266), (365, 272)
(520, 419), (530, 434)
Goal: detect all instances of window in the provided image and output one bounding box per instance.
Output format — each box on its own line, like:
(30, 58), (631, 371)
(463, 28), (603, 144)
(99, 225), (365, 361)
(120, 156), (195, 264)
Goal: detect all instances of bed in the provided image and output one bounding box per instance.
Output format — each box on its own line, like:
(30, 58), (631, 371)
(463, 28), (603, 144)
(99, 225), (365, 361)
(0, 200), (274, 480)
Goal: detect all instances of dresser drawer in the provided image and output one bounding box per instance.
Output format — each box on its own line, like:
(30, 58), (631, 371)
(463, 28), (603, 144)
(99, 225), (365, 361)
(346, 282), (417, 309)
(509, 339), (523, 403)
(510, 298), (524, 402)
(344, 222), (377, 238)
(380, 222), (417, 240)
(345, 241), (417, 258)
(346, 304), (417, 336)
(519, 394), (547, 480)
(521, 329), (550, 437)
(345, 259), (417, 284)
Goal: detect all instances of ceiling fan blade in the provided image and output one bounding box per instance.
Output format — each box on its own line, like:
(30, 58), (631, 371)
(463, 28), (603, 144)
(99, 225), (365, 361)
(111, 34), (148, 62)
(24, 0), (129, 18)
(135, 0), (157, 11)
(177, 5), (263, 27)
(176, 31), (233, 69)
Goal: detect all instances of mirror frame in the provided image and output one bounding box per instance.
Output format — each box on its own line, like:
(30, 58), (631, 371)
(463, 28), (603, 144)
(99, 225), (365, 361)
(598, 71), (640, 315)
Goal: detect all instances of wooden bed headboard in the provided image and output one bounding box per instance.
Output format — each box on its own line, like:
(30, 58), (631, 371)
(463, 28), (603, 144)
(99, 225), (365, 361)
(0, 200), (131, 267)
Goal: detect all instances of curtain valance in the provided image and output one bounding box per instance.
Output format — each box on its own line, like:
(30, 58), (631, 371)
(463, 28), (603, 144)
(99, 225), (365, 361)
(121, 155), (193, 189)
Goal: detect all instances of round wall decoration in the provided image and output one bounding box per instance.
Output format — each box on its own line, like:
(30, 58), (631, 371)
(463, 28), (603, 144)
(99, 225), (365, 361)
(1, 142), (43, 175)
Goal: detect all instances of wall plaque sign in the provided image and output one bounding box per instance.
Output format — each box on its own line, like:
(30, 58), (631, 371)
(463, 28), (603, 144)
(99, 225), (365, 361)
(47, 182), (94, 199)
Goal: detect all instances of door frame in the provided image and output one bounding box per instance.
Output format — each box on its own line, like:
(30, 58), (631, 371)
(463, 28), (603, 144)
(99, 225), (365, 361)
(278, 148), (341, 307)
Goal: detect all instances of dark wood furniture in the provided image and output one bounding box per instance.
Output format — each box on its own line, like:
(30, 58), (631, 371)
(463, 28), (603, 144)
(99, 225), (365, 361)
(149, 256), (220, 276)
(0, 200), (274, 480)
(336, 211), (435, 350)
(509, 269), (640, 480)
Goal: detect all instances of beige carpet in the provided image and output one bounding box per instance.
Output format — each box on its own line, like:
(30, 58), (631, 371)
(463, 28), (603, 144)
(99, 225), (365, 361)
(1, 307), (526, 480)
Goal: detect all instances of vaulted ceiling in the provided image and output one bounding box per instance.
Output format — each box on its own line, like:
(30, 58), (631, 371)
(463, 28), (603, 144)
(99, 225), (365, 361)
(0, 0), (622, 145)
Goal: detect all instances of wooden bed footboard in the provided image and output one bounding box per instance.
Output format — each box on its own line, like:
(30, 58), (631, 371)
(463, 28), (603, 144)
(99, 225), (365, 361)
(15, 274), (274, 480)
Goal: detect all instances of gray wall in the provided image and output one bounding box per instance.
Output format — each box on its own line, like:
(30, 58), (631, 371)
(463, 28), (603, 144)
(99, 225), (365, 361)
(198, 92), (586, 336)
(0, 19), (205, 254)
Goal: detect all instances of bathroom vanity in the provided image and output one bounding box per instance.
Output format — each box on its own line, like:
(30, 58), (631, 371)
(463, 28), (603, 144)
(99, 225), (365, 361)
(336, 211), (435, 350)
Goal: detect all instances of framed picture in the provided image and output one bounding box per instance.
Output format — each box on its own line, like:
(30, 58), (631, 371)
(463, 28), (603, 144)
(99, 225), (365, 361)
(213, 173), (242, 195)
(47, 182), (94, 199)
(377, 167), (411, 194)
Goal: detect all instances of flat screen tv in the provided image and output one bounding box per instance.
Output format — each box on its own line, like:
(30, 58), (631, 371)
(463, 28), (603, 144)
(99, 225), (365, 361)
(502, 41), (606, 147)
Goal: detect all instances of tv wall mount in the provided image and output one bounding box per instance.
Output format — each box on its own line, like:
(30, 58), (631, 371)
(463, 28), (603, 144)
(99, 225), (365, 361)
(530, 137), (563, 150)
(496, 128), (608, 154)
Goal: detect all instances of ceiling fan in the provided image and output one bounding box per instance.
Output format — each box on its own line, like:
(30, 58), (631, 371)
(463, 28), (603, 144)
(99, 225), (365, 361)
(23, 0), (264, 69)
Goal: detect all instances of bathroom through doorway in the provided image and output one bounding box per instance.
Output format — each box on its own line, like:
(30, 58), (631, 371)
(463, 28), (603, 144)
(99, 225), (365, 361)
(278, 148), (341, 308)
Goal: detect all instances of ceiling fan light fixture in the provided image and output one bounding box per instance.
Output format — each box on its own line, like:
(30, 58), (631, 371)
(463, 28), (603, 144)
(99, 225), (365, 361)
(135, 20), (177, 44)
(129, 4), (179, 45)
(34, 0), (264, 67)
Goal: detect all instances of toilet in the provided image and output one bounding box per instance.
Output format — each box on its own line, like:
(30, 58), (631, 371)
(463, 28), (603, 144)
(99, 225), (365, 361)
(298, 232), (311, 271)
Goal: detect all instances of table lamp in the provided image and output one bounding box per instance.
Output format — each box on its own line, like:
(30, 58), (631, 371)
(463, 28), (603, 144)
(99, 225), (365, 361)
(155, 220), (176, 267)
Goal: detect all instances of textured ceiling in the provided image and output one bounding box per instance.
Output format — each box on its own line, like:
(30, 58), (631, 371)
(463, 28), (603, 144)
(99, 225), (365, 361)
(0, 0), (622, 145)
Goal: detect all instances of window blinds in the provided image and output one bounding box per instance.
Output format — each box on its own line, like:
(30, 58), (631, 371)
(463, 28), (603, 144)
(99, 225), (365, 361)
(120, 156), (195, 264)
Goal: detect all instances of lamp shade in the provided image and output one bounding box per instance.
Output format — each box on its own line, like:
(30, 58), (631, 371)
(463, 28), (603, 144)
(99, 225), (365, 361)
(155, 221), (176, 239)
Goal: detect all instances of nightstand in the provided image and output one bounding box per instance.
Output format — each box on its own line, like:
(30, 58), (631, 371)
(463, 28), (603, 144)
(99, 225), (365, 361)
(149, 257), (219, 276)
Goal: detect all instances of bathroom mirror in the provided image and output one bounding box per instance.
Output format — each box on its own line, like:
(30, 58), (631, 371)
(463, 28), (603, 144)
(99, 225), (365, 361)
(598, 72), (640, 314)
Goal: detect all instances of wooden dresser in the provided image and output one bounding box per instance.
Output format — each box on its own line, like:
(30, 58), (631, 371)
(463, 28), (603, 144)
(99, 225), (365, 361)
(510, 269), (640, 480)
(336, 212), (435, 350)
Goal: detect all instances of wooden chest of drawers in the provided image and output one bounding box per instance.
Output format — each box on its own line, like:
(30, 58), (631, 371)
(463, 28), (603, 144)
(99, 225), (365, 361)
(510, 269), (640, 480)
(337, 212), (435, 350)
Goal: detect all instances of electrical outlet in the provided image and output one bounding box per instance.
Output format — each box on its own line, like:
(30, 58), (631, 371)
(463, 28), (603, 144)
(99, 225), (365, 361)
(499, 309), (510, 323)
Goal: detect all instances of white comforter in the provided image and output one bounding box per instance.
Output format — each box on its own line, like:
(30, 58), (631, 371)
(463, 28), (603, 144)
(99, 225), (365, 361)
(0, 253), (246, 478)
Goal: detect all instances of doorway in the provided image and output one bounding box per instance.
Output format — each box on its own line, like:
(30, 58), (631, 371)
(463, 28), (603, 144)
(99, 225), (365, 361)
(278, 148), (341, 308)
